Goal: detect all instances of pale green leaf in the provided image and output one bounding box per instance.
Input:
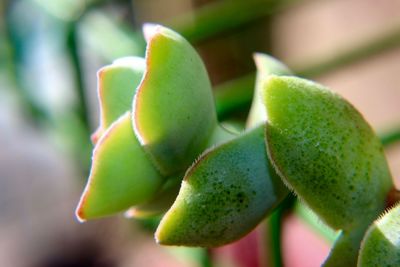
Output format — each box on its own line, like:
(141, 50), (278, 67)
(132, 25), (218, 175)
(92, 57), (145, 143)
(76, 112), (163, 221)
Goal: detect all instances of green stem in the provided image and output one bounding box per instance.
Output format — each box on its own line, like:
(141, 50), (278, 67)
(65, 21), (95, 172)
(267, 194), (295, 267)
(214, 26), (400, 119)
(267, 207), (284, 267)
(200, 249), (213, 267)
(66, 22), (90, 133)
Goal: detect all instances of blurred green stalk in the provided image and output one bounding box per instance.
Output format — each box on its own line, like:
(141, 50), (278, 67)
(3, 0), (48, 123)
(379, 128), (400, 147)
(66, 22), (90, 133)
(214, 26), (400, 120)
(266, 194), (295, 267)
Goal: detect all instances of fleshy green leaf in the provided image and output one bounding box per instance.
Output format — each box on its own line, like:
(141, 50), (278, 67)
(92, 57), (145, 143)
(155, 126), (288, 247)
(246, 53), (292, 128)
(358, 203), (400, 267)
(132, 24), (218, 175)
(76, 112), (163, 221)
(264, 75), (392, 231)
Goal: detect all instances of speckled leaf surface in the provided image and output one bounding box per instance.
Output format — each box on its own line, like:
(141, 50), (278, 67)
(132, 25), (218, 175)
(156, 126), (288, 247)
(92, 57), (145, 143)
(358, 204), (400, 267)
(264, 76), (392, 231)
(76, 112), (163, 221)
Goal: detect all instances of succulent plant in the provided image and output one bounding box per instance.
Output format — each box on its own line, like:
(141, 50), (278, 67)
(76, 25), (288, 246)
(76, 24), (397, 266)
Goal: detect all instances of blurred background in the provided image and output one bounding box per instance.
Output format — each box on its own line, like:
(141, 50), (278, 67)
(1, 0), (400, 266)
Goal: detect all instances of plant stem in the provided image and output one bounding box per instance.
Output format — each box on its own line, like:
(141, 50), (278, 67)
(267, 208), (284, 267)
(200, 249), (213, 267)
(266, 194), (295, 267)
(65, 20), (96, 172)
(66, 22), (90, 133)
(379, 128), (400, 147)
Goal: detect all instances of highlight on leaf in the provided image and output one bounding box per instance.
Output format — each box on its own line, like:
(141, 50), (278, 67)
(132, 24), (218, 175)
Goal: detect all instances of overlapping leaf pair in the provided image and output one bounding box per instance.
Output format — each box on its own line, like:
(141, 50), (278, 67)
(76, 24), (288, 246)
(76, 24), (398, 266)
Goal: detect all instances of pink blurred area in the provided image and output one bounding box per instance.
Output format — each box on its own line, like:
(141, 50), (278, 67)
(212, 214), (331, 267)
(281, 214), (331, 267)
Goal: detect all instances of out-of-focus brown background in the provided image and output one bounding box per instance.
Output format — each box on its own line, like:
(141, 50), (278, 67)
(1, 0), (399, 266)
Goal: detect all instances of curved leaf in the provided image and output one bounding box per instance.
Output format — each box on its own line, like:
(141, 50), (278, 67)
(132, 24), (218, 175)
(76, 112), (163, 221)
(156, 126), (288, 247)
(264, 76), (393, 231)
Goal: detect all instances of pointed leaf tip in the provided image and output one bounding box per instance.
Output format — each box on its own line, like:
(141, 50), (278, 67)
(76, 112), (163, 220)
(252, 53), (292, 76)
(142, 23), (162, 42)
